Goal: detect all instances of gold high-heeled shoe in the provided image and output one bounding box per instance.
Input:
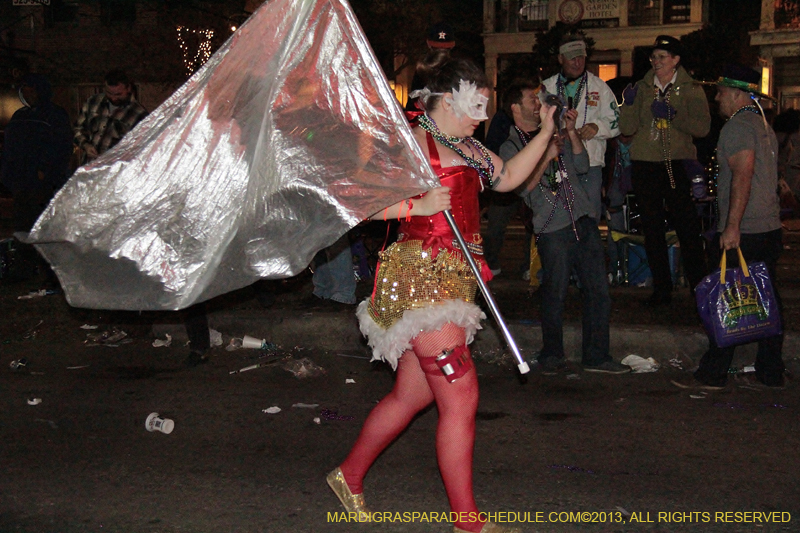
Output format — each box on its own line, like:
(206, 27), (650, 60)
(326, 467), (372, 522)
(454, 521), (521, 533)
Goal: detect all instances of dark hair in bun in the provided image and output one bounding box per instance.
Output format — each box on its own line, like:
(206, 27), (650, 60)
(416, 50), (490, 110)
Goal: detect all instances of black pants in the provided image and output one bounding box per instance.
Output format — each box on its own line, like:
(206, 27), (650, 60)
(695, 230), (785, 386)
(9, 189), (57, 284)
(631, 160), (708, 292)
(183, 302), (210, 354)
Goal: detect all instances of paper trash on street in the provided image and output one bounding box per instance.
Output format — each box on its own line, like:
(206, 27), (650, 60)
(621, 354), (660, 373)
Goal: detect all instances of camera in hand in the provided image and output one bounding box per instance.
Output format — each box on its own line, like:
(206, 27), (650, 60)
(543, 93), (567, 126)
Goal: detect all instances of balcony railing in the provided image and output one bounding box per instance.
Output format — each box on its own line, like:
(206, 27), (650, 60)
(628, 0), (662, 26)
(628, 0), (691, 26)
(493, 0), (548, 33)
(519, 0), (549, 31)
(490, 0), (694, 33)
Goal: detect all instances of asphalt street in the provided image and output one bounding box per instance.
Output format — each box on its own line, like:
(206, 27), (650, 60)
(1, 220), (799, 532)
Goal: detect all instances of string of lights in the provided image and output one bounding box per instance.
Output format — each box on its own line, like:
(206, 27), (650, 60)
(176, 25), (214, 76)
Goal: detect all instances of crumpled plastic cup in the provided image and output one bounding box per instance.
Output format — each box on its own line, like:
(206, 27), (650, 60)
(10, 358), (28, 370)
(145, 412), (175, 434)
(621, 354), (660, 373)
(242, 335), (267, 349)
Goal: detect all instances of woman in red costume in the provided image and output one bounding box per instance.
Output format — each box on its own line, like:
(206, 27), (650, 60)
(327, 51), (556, 533)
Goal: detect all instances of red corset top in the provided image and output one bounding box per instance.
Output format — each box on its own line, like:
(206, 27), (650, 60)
(398, 130), (485, 256)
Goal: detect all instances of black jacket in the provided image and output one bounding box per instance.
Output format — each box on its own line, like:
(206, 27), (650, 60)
(1, 74), (72, 193)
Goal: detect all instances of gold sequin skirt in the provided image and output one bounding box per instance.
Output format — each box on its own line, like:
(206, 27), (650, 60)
(368, 240), (478, 328)
(356, 240), (485, 370)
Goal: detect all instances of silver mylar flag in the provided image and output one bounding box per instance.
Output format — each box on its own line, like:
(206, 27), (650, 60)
(27, 0), (438, 310)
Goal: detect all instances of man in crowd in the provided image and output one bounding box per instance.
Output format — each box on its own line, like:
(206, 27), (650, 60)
(673, 65), (785, 390)
(543, 34), (619, 223)
(72, 70), (220, 366)
(483, 80), (540, 278)
(513, 103), (629, 375)
(305, 232), (357, 309)
(74, 69), (148, 163)
(1, 73), (72, 285)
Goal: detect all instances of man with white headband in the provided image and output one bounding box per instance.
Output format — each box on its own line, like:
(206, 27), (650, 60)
(543, 34), (619, 224)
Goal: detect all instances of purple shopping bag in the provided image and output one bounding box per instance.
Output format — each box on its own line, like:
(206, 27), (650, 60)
(695, 248), (782, 348)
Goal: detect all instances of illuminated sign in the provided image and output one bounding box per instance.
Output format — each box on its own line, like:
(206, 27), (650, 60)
(557, 0), (619, 23)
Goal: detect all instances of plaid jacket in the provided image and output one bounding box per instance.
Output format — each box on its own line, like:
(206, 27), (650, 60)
(73, 93), (148, 162)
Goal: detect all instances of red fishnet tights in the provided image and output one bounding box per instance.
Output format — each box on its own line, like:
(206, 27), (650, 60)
(338, 322), (486, 533)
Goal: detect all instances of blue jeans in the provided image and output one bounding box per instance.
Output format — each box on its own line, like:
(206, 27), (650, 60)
(312, 233), (356, 304)
(537, 217), (611, 366)
(695, 230), (785, 386)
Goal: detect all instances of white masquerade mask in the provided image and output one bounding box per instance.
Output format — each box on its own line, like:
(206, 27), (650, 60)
(445, 80), (488, 121)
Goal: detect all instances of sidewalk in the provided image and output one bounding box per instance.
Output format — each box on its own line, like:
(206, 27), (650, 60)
(148, 223), (800, 374)
(4, 213), (799, 374)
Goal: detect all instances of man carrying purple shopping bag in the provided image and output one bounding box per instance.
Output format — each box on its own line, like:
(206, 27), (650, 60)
(673, 65), (786, 391)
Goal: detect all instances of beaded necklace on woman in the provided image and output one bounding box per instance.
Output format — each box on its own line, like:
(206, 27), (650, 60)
(418, 113), (495, 187)
(556, 72), (589, 128)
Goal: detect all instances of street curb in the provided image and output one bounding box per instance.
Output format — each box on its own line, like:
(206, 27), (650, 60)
(153, 309), (799, 365)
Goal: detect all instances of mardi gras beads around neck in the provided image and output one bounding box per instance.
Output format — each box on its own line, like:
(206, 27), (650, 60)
(418, 113), (495, 187)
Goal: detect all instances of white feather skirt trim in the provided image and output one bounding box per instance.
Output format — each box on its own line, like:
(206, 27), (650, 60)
(356, 298), (486, 370)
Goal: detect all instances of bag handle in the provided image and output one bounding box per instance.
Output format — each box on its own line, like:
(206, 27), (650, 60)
(719, 247), (750, 284)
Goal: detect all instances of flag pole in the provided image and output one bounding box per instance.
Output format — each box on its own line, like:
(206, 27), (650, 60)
(443, 210), (530, 375)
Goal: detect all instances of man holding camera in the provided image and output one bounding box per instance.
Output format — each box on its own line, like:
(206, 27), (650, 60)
(543, 34), (619, 223)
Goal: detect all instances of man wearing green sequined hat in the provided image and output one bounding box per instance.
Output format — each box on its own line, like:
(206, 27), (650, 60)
(714, 63), (771, 101)
(673, 63), (785, 390)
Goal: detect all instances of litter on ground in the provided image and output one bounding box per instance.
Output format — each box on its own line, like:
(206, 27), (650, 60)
(85, 328), (131, 347)
(621, 354), (660, 373)
(282, 357), (325, 378)
(152, 334), (172, 347)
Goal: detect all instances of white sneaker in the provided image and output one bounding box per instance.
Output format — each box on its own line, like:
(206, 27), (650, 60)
(490, 268), (502, 276)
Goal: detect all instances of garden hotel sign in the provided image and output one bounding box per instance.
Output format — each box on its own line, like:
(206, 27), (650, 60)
(557, 0), (620, 27)
(13, 0), (51, 5)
